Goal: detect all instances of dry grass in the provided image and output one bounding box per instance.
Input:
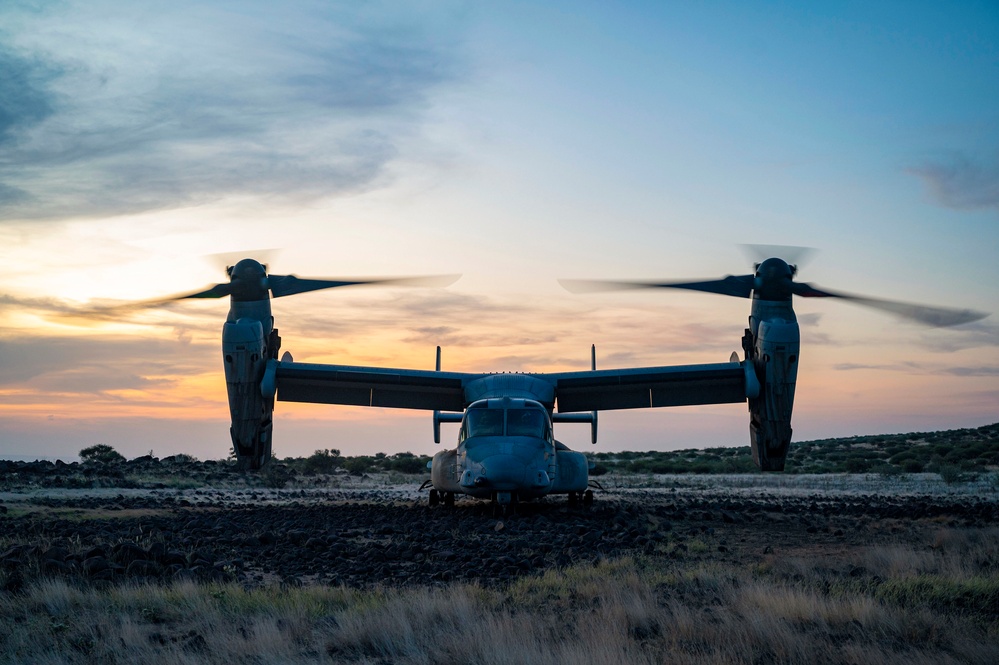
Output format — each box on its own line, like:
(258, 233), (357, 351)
(1, 529), (997, 665)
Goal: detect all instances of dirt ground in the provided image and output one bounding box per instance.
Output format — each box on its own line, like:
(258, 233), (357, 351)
(2, 473), (996, 590)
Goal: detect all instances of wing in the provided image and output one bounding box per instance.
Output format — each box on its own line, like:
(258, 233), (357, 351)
(272, 361), (479, 411)
(548, 361), (749, 412)
(272, 359), (750, 413)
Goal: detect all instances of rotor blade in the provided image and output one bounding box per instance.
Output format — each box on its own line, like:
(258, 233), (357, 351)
(560, 275), (755, 298)
(739, 244), (817, 268)
(172, 283), (233, 300)
(268, 274), (460, 298)
(792, 282), (988, 327)
(73, 283), (232, 319)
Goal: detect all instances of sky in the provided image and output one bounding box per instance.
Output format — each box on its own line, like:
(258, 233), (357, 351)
(1, 0), (997, 461)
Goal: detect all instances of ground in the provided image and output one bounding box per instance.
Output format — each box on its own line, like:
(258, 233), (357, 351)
(0, 470), (997, 663)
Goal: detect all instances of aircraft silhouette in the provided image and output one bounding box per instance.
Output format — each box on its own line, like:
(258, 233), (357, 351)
(104, 254), (987, 508)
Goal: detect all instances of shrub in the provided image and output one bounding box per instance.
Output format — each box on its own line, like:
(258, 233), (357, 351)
(938, 465), (966, 485)
(302, 449), (343, 475)
(845, 458), (872, 473)
(79, 444), (125, 465)
(342, 457), (374, 476)
(386, 453), (428, 474)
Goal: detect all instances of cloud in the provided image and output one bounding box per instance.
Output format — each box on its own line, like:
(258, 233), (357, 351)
(0, 336), (214, 391)
(914, 319), (999, 353)
(834, 361), (921, 373)
(833, 361), (999, 377)
(26, 368), (169, 394)
(908, 152), (999, 211)
(0, 1), (464, 221)
(0, 44), (59, 145)
(941, 366), (999, 377)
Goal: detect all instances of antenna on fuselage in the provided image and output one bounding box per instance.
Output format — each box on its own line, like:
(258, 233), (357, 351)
(554, 345), (600, 443)
(590, 345), (598, 443)
(432, 345), (462, 443)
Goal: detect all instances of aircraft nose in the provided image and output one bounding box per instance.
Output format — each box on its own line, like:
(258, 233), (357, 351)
(459, 455), (551, 490)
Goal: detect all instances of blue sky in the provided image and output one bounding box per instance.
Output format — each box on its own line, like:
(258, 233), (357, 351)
(1, 1), (997, 460)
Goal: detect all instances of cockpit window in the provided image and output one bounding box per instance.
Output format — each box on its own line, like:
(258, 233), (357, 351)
(506, 409), (546, 437)
(460, 404), (553, 443)
(464, 409), (504, 438)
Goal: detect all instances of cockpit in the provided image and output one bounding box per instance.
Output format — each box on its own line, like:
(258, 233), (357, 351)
(459, 399), (553, 443)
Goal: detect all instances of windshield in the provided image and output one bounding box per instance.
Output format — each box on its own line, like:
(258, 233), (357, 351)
(506, 408), (546, 437)
(465, 409), (504, 438)
(462, 406), (550, 440)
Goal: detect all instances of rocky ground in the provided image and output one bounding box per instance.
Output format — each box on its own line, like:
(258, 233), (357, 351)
(2, 462), (997, 592)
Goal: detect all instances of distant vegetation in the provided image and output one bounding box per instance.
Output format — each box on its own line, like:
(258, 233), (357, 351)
(2, 423), (995, 492)
(68, 422), (999, 477)
(273, 423), (999, 480)
(279, 450), (430, 476)
(589, 422), (999, 479)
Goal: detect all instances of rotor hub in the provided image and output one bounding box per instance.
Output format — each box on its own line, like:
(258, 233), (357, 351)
(753, 257), (794, 301)
(227, 259), (270, 301)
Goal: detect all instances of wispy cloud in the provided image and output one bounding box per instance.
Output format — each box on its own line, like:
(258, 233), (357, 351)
(834, 361), (999, 376)
(0, 0), (464, 221)
(0, 336), (213, 390)
(908, 151), (999, 211)
(834, 361), (921, 373)
(914, 319), (999, 352)
(0, 44), (59, 145)
(942, 366), (999, 377)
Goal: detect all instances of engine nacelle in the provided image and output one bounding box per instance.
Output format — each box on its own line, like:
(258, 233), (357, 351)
(549, 443), (589, 493)
(430, 449), (461, 493)
(223, 318), (273, 470)
(746, 320), (799, 471)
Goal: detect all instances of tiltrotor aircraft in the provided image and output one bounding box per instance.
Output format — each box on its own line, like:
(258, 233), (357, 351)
(135, 254), (986, 508)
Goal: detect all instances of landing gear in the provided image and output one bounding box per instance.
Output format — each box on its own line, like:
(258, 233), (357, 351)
(492, 492), (517, 517)
(568, 490), (595, 507)
(428, 489), (454, 507)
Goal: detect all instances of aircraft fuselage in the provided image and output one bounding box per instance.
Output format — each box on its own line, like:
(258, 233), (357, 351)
(430, 397), (589, 504)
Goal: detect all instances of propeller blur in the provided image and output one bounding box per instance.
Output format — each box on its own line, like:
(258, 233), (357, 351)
(559, 256), (987, 327)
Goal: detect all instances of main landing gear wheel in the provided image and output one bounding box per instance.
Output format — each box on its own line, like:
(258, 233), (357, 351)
(444, 492), (455, 507)
(428, 489), (440, 507)
(583, 489), (594, 507)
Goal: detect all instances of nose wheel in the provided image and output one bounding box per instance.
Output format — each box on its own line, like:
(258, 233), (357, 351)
(491, 491), (518, 517)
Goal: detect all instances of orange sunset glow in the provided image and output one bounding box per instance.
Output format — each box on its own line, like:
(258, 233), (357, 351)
(1, 2), (996, 461)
